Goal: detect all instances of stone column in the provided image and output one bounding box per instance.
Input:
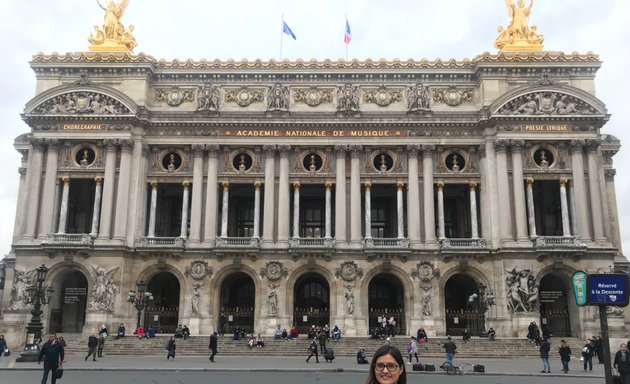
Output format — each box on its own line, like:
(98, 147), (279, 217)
(437, 181), (445, 240)
(90, 177), (103, 237)
(180, 181), (190, 238)
(220, 182), (229, 238)
(57, 177), (70, 234)
(396, 181), (405, 239)
(253, 181), (261, 239)
(23, 141), (45, 239)
(203, 145), (219, 245)
(262, 146), (276, 246)
(277, 146), (291, 246)
(422, 145), (436, 244)
(570, 140), (590, 239)
(334, 146), (347, 244)
(292, 182), (300, 238)
(113, 140), (134, 241)
(325, 181), (332, 239)
(568, 180), (578, 237)
(12, 167), (28, 241)
(604, 170), (622, 250)
(38, 140), (60, 237)
(586, 142), (605, 242)
(406, 146), (421, 246)
(148, 181), (158, 237)
(469, 182), (479, 239)
(188, 145), (205, 243)
(559, 178), (571, 237)
(98, 141), (118, 240)
(350, 146), (363, 246)
(364, 182), (372, 239)
(526, 178), (537, 238)
(495, 140), (513, 242)
(511, 141), (528, 242)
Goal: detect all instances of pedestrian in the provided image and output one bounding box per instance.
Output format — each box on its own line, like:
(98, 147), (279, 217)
(441, 336), (457, 366)
(318, 328), (328, 353)
(38, 333), (65, 384)
(99, 324), (109, 337)
(306, 339), (319, 363)
(462, 329), (471, 343)
(0, 335), (7, 359)
(363, 344), (406, 384)
(417, 328), (428, 350)
(357, 348), (369, 364)
(407, 336), (419, 364)
(558, 339), (572, 374)
(539, 337), (551, 373)
(57, 336), (66, 348)
(487, 327), (496, 341)
(97, 334), (105, 358)
(614, 343), (630, 384)
(582, 338), (595, 372)
(388, 316), (396, 337)
(219, 313), (227, 336)
(182, 325), (190, 340)
(115, 323), (125, 339)
(85, 333), (98, 361)
(166, 337), (176, 360)
(209, 331), (218, 362)
(595, 336), (604, 364)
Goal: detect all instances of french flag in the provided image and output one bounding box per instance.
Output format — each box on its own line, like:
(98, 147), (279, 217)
(344, 19), (352, 45)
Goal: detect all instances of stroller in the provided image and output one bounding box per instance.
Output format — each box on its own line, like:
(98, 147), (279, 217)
(324, 348), (335, 362)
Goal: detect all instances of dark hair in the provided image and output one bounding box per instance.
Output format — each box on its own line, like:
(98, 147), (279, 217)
(364, 345), (406, 384)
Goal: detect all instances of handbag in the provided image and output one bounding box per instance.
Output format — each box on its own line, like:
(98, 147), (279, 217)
(55, 364), (64, 379)
(3, 349), (10, 357)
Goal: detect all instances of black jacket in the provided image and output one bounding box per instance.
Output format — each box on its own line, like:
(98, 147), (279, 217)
(539, 340), (550, 358)
(559, 346), (571, 361)
(209, 334), (218, 350)
(442, 340), (457, 354)
(38, 340), (64, 368)
(614, 350), (630, 373)
(88, 335), (98, 348)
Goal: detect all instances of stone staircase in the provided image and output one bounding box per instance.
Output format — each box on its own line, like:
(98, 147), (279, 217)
(57, 334), (583, 358)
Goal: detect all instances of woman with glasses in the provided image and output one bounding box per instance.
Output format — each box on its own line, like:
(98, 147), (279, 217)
(364, 345), (406, 384)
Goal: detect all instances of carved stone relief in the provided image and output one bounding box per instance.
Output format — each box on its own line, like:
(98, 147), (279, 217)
(8, 267), (36, 310)
(505, 267), (538, 313)
(196, 83), (220, 112)
(88, 265), (119, 312)
(498, 92), (597, 115)
(267, 83), (290, 111)
(185, 260), (213, 281)
(293, 87), (333, 107)
(225, 87), (264, 107)
(407, 83), (431, 113)
(260, 261), (289, 281)
(335, 260), (364, 282)
(432, 86), (473, 106)
(33, 92), (130, 115)
(155, 87), (196, 106)
(362, 86), (402, 106)
(336, 83), (360, 114)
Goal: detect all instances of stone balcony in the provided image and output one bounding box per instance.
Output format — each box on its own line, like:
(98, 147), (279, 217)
(215, 237), (260, 248)
(137, 236), (185, 249)
(534, 236), (584, 248)
(42, 233), (94, 247)
(288, 237), (335, 248)
(440, 238), (487, 249)
(363, 237), (409, 249)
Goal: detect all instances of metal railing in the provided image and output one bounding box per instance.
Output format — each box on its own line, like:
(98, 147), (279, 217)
(440, 238), (487, 249)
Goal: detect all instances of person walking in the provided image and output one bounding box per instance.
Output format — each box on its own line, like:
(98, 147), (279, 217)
(539, 337), (551, 373)
(306, 339), (319, 363)
(614, 343), (630, 384)
(0, 335), (7, 359)
(85, 333), (98, 361)
(166, 337), (176, 360)
(97, 334), (105, 358)
(441, 336), (457, 366)
(558, 339), (572, 374)
(407, 336), (419, 364)
(318, 328), (328, 354)
(209, 331), (218, 362)
(582, 338), (595, 372)
(38, 333), (64, 384)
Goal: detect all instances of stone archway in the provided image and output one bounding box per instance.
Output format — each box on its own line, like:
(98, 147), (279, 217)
(293, 273), (329, 334)
(144, 272), (180, 333)
(444, 273), (482, 336)
(219, 272), (255, 334)
(539, 273), (573, 337)
(368, 273), (406, 336)
(48, 269), (88, 333)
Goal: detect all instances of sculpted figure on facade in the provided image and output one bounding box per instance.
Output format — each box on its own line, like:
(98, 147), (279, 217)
(34, 92), (129, 115)
(422, 289), (432, 317)
(267, 83), (290, 111)
(89, 265), (119, 311)
(9, 267), (35, 310)
(267, 283), (279, 316)
(499, 92), (596, 115)
(336, 83), (360, 114)
(197, 83), (220, 112)
(495, 0), (544, 51)
(407, 83), (430, 113)
(191, 286), (201, 316)
(344, 285), (355, 315)
(505, 267), (538, 312)
(89, 0), (136, 52)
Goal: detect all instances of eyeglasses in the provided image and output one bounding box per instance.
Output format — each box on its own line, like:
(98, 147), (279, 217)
(374, 363), (400, 372)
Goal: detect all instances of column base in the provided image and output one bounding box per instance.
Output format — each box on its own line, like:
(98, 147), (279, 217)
(201, 239), (216, 248)
(515, 238), (533, 247)
(349, 240), (363, 249)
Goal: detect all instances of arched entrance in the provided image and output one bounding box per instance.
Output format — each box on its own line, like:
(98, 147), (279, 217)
(49, 270), (88, 333)
(368, 274), (406, 336)
(444, 274), (483, 336)
(144, 272), (180, 333)
(293, 273), (329, 333)
(220, 272), (255, 333)
(539, 273), (572, 337)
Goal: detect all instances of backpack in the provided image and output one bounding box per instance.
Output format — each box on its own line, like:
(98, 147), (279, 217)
(406, 342), (413, 353)
(582, 346), (590, 354)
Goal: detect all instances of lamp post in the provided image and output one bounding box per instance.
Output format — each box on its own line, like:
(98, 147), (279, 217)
(468, 283), (496, 336)
(16, 264), (54, 362)
(127, 281), (153, 331)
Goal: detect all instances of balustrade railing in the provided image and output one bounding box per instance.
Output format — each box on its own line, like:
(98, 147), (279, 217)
(534, 236), (583, 248)
(440, 238), (487, 249)
(215, 237), (260, 248)
(138, 237), (185, 248)
(288, 237), (335, 248)
(363, 238), (409, 248)
(43, 233), (94, 246)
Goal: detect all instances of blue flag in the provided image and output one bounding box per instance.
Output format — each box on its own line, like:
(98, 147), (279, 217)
(282, 21), (297, 40)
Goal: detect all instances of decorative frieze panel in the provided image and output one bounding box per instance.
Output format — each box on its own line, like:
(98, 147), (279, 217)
(260, 261), (289, 281)
(432, 86), (473, 106)
(196, 83), (220, 112)
(335, 260), (364, 282)
(362, 86), (402, 106)
(88, 265), (118, 312)
(8, 267), (36, 311)
(267, 83), (290, 111)
(185, 260), (213, 281)
(406, 83), (431, 113)
(336, 83), (360, 115)
(224, 87), (264, 107)
(293, 87), (333, 107)
(33, 91), (131, 115)
(505, 267), (538, 313)
(498, 92), (597, 115)
(155, 87), (195, 106)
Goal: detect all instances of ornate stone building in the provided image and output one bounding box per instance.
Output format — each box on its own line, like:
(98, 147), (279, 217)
(1, 5), (629, 345)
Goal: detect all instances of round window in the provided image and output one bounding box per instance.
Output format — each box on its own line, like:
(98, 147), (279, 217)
(302, 153), (323, 172)
(373, 153), (393, 172)
(534, 148), (553, 169)
(233, 152), (253, 172)
(76, 147), (96, 166)
(162, 152), (182, 171)
(445, 152), (465, 172)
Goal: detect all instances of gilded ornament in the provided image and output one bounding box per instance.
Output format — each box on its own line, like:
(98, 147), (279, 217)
(362, 86), (402, 107)
(88, 0), (137, 52)
(225, 87), (264, 107)
(432, 86), (473, 106)
(293, 87), (333, 107)
(155, 88), (195, 106)
(495, 0), (544, 53)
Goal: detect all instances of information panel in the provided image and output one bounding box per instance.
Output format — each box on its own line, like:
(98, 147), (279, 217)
(587, 274), (629, 307)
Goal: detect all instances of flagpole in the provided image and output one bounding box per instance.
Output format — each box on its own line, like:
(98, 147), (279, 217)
(345, 14), (348, 61)
(280, 14), (284, 60)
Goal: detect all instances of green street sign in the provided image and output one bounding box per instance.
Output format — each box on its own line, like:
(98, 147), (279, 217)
(572, 270), (588, 306)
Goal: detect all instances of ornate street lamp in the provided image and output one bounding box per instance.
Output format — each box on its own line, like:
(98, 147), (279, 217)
(468, 283), (496, 336)
(127, 281), (153, 331)
(16, 264), (54, 362)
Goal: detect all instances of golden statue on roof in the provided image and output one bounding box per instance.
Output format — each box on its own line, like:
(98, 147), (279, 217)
(88, 0), (136, 52)
(495, 0), (544, 53)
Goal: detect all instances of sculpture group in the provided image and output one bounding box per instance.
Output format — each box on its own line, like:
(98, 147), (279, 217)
(88, 0), (137, 51)
(495, 0), (544, 52)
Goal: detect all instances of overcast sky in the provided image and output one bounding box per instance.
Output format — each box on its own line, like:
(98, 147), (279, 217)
(0, 0), (628, 259)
